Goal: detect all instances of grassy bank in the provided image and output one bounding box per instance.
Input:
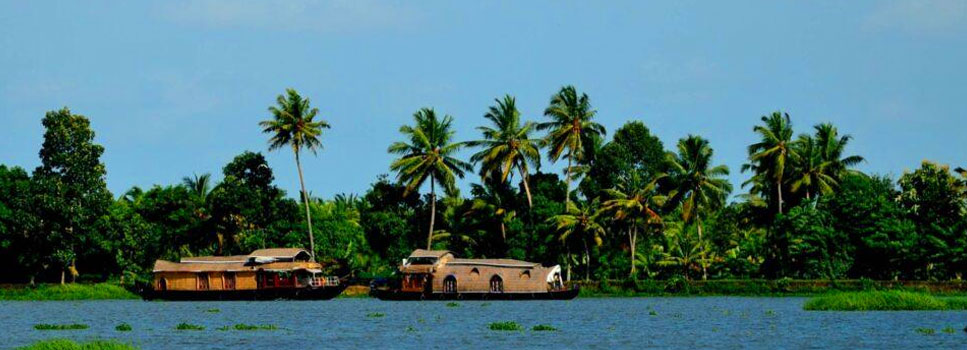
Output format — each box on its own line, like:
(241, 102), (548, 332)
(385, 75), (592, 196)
(573, 279), (967, 297)
(0, 283), (138, 301)
(803, 291), (967, 311)
(16, 339), (136, 350)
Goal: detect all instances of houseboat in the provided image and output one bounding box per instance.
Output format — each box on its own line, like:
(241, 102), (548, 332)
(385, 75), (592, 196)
(145, 248), (348, 300)
(370, 249), (578, 300)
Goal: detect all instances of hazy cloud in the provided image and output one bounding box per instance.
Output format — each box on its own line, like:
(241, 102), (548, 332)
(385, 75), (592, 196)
(158, 0), (422, 34)
(864, 0), (967, 35)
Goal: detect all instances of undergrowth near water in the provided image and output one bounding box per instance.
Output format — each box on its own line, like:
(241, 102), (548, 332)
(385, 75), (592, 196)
(16, 339), (136, 350)
(34, 324), (89, 330)
(804, 291), (967, 311)
(2, 284), (137, 301)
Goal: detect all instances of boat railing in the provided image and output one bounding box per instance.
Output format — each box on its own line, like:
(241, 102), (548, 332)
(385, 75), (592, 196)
(310, 276), (341, 287)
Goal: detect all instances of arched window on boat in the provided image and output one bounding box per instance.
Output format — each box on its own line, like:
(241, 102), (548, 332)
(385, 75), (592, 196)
(197, 273), (210, 290)
(520, 271), (531, 280)
(490, 275), (503, 293)
(158, 278), (167, 291)
(443, 275), (457, 294)
(470, 268), (480, 280)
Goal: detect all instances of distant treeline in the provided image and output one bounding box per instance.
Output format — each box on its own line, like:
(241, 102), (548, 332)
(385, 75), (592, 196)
(1, 86), (965, 284)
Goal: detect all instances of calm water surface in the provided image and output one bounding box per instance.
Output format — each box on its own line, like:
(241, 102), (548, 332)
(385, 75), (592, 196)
(2, 298), (966, 349)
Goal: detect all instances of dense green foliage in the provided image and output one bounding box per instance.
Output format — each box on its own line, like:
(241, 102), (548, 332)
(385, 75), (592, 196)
(488, 321), (523, 331)
(1, 88), (965, 285)
(803, 291), (967, 311)
(0, 284), (136, 301)
(17, 339), (136, 350)
(33, 324), (89, 330)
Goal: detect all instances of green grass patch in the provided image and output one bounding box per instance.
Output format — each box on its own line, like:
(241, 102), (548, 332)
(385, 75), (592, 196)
(445, 302), (460, 308)
(915, 327), (935, 335)
(803, 291), (967, 311)
(1, 284), (138, 301)
(531, 324), (558, 331)
(115, 323), (132, 332)
(175, 322), (204, 331)
(16, 339), (136, 350)
(488, 321), (523, 331)
(33, 323), (89, 330)
(366, 312), (385, 318)
(204, 308), (220, 313)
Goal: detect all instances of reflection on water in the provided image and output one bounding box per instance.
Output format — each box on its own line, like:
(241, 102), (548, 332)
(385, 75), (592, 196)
(1, 298), (965, 349)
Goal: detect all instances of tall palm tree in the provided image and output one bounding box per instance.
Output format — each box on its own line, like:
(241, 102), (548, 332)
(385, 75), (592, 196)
(181, 173), (212, 201)
(259, 88), (331, 261)
(814, 123), (865, 178)
(665, 135), (731, 280)
(744, 112), (795, 214)
(789, 135), (836, 199)
(388, 108), (472, 249)
(466, 95), (543, 207)
(658, 221), (712, 281)
(538, 86), (606, 208)
(600, 173), (663, 277)
(548, 199), (606, 281)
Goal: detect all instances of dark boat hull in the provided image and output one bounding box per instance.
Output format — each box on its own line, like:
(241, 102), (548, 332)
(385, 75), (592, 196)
(142, 285), (348, 301)
(370, 287), (580, 301)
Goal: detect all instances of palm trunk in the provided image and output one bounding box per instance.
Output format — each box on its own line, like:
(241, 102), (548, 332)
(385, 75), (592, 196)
(295, 150), (316, 261)
(565, 247), (572, 282)
(427, 177), (436, 250)
(500, 222), (506, 241)
(698, 220), (708, 281)
(629, 226), (637, 278)
(564, 154), (573, 208)
(584, 238), (591, 281)
(777, 179), (784, 214)
(519, 167), (533, 208)
(60, 269), (65, 285)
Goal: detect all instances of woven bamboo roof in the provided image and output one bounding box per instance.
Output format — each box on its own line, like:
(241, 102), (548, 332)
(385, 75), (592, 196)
(408, 249), (453, 259)
(249, 248), (310, 259)
(180, 255), (249, 263)
(448, 259), (539, 268)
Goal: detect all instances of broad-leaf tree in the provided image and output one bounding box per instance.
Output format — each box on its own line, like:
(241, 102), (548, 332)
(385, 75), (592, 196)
(388, 108), (472, 249)
(259, 88), (331, 261)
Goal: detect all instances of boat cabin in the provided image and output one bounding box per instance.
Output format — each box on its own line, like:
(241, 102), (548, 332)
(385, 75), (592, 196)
(397, 249), (565, 295)
(152, 248), (338, 292)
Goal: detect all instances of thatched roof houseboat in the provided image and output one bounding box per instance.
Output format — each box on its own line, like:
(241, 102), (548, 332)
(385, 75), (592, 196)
(146, 248), (348, 300)
(370, 250), (577, 300)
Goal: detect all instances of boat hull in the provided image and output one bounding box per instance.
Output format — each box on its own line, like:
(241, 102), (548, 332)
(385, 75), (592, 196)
(142, 285), (348, 301)
(370, 286), (579, 301)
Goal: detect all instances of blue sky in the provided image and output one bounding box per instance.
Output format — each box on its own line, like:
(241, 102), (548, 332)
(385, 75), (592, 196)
(2, 1), (965, 199)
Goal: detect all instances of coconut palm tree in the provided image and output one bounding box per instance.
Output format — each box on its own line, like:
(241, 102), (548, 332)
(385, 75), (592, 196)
(658, 221), (712, 281)
(548, 199), (606, 281)
(744, 112), (795, 214)
(789, 134), (836, 199)
(665, 135), (731, 280)
(600, 173), (663, 277)
(538, 86), (606, 207)
(466, 183), (517, 243)
(259, 88), (330, 261)
(181, 173), (212, 202)
(814, 123), (865, 178)
(466, 95), (543, 207)
(388, 108), (472, 249)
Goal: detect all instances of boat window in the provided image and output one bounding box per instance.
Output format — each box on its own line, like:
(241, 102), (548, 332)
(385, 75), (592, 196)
(470, 268), (480, 280)
(520, 271), (530, 280)
(158, 278), (167, 291)
(443, 275), (457, 294)
(407, 257), (437, 265)
(224, 272), (236, 290)
(197, 273), (210, 290)
(490, 275), (503, 293)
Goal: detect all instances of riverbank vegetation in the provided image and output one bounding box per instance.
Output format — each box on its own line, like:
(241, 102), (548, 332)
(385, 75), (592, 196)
(1, 87), (965, 288)
(16, 339), (136, 350)
(0, 284), (137, 301)
(804, 291), (967, 311)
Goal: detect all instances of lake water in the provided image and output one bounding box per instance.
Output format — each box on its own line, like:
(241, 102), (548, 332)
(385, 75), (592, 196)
(2, 298), (966, 349)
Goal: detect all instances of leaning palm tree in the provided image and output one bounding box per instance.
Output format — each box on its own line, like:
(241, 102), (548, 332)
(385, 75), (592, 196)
(181, 173), (212, 201)
(744, 112), (795, 214)
(466, 95), (543, 207)
(548, 199), (606, 281)
(665, 135), (731, 280)
(388, 108), (472, 249)
(600, 173), (663, 277)
(259, 88), (331, 261)
(538, 86), (606, 207)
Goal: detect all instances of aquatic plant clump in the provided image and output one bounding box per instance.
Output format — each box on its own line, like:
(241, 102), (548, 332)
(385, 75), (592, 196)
(175, 322), (204, 331)
(915, 328), (935, 335)
(446, 302), (460, 307)
(33, 323), (89, 330)
(366, 312), (386, 318)
(532, 324), (558, 331)
(16, 339), (137, 350)
(803, 291), (966, 311)
(204, 309), (220, 313)
(115, 323), (132, 331)
(229, 324), (278, 331)
(489, 321), (523, 331)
